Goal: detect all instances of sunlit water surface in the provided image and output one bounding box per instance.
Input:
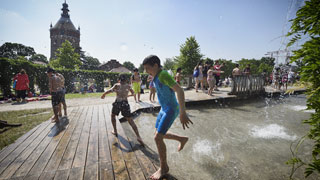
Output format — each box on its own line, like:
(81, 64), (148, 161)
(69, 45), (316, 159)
(123, 95), (317, 180)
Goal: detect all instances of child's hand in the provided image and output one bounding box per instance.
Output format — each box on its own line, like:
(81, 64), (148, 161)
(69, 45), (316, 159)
(101, 94), (106, 99)
(179, 112), (193, 130)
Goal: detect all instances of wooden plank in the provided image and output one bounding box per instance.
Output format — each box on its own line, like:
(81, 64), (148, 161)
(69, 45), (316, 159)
(113, 160), (130, 180)
(98, 105), (112, 163)
(113, 110), (145, 180)
(84, 106), (99, 179)
(43, 107), (84, 173)
(0, 116), (57, 179)
(0, 120), (52, 175)
(68, 166), (84, 180)
(85, 106), (99, 167)
(83, 163), (98, 180)
(0, 120), (43, 162)
(103, 104), (130, 180)
(99, 160), (113, 180)
(11, 110), (76, 178)
(53, 169), (69, 180)
(25, 108), (79, 177)
(57, 107), (89, 170)
(38, 170), (55, 180)
(72, 106), (94, 168)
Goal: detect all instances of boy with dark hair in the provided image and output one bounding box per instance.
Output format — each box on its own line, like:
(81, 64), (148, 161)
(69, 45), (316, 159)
(143, 55), (193, 180)
(101, 74), (144, 145)
(47, 68), (64, 123)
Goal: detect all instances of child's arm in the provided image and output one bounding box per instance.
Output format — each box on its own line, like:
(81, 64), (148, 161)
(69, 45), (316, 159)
(171, 84), (193, 129)
(101, 85), (116, 99)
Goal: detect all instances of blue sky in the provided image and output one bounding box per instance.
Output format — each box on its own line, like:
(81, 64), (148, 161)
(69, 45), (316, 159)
(0, 0), (302, 67)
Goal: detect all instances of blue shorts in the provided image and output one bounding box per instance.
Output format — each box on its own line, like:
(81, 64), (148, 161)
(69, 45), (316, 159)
(155, 106), (179, 134)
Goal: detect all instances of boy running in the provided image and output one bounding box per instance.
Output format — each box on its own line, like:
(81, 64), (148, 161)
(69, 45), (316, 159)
(101, 74), (144, 145)
(143, 55), (193, 180)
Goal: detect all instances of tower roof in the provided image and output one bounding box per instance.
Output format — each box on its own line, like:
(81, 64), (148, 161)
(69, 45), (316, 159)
(51, 2), (77, 31)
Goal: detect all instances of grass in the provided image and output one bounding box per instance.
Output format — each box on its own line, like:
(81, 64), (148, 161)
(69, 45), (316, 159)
(65, 89), (150, 99)
(0, 108), (53, 150)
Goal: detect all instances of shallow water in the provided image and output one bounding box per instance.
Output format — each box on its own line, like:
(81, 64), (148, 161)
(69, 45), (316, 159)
(124, 95), (318, 180)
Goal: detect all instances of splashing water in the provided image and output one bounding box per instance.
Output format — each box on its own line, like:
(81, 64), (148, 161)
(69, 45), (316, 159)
(251, 124), (297, 141)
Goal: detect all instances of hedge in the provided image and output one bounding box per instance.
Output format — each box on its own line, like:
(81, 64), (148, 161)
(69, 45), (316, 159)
(0, 58), (148, 97)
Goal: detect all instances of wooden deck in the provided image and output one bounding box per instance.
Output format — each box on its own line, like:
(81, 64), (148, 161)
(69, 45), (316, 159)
(0, 104), (172, 180)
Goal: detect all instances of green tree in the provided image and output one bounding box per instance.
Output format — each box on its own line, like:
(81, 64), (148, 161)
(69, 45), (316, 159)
(0, 42), (35, 59)
(123, 61), (136, 71)
(81, 55), (100, 70)
(138, 63), (144, 73)
(163, 58), (176, 71)
(50, 40), (81, 69)
(175, 36), (203, 74)
(286, 0), (320, 178)
(29, 54), (48, 64)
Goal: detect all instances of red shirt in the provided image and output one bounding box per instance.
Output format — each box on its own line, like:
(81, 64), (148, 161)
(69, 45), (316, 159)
(14, 73), (29, 90)
(214, 65), (222, 76)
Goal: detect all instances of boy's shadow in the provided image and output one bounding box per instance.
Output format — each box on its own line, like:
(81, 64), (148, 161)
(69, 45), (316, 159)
(48, 116), (69, 137)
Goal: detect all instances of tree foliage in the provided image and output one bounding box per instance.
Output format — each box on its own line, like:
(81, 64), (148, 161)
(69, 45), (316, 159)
(81, 55), (100, 70)
(175, 36), (203, 74)
(286, 0), (320, 177)
(0, 42), (35, 59)
(163, 58), (176, 71)
(29, 54), (48, 64)
(49, 40), (81, 70)
(123, 61), (136, 71)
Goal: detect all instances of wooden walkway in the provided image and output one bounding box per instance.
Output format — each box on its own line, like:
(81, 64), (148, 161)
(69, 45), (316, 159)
(0, 104), (169, 180)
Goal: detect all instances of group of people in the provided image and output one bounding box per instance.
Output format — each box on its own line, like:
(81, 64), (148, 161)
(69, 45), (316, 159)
(192, 61), (225, 95)
(100, 55), (192, 180)
(270, 67), (296, 90)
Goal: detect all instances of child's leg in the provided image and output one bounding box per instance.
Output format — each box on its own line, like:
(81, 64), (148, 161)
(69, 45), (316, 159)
(111, 114), (117, 136)
(134, 94), (137, 102)
(150, 132), (169, 180)
(138, 92), (141, 101)
(127, 117), (144, 145)
(58, 103), (62, 117)
(152, 90), (156, 101)
(62, 102), (67, 116)
(163, 132), (189, 151)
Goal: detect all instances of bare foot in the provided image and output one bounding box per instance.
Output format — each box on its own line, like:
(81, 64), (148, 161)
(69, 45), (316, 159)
(137, 137), (145, 147)
(149, 166), (169, 180)
(111, 131), (118, 136)
(178, 137), (189, 152)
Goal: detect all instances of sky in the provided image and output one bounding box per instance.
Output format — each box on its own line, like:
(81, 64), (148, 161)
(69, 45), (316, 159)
(0, 0), (303, 67)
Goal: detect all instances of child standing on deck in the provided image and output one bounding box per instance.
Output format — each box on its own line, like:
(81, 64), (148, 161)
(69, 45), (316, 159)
(101, 74), (144, 145)
(143, 55), (193, 180)
(148, 75), (156, 103)
(131, 68), (141, 102)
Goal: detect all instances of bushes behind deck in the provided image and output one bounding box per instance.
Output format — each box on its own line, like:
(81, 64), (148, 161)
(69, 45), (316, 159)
(0, 58), (148, 97)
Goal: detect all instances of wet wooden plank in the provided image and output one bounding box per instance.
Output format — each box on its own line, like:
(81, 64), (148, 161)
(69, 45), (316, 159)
(53, 169), (69, 180)
(121, 122), (158, 178)
(57, 107), (88, 170)
(113, 160), (130, 180)
(83, 163), (98, 180)
(99, 160), (113, 180)
(114, 112), (146, 180)
(11, 109), (77, 178)
(43, 107), (83, 173)
(68, 166), (84, 180)
(26, 108), (79, 177)
(0, 120), (52, 175)
(104, 104), (130, 180)
(72, 106), (94, 168)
